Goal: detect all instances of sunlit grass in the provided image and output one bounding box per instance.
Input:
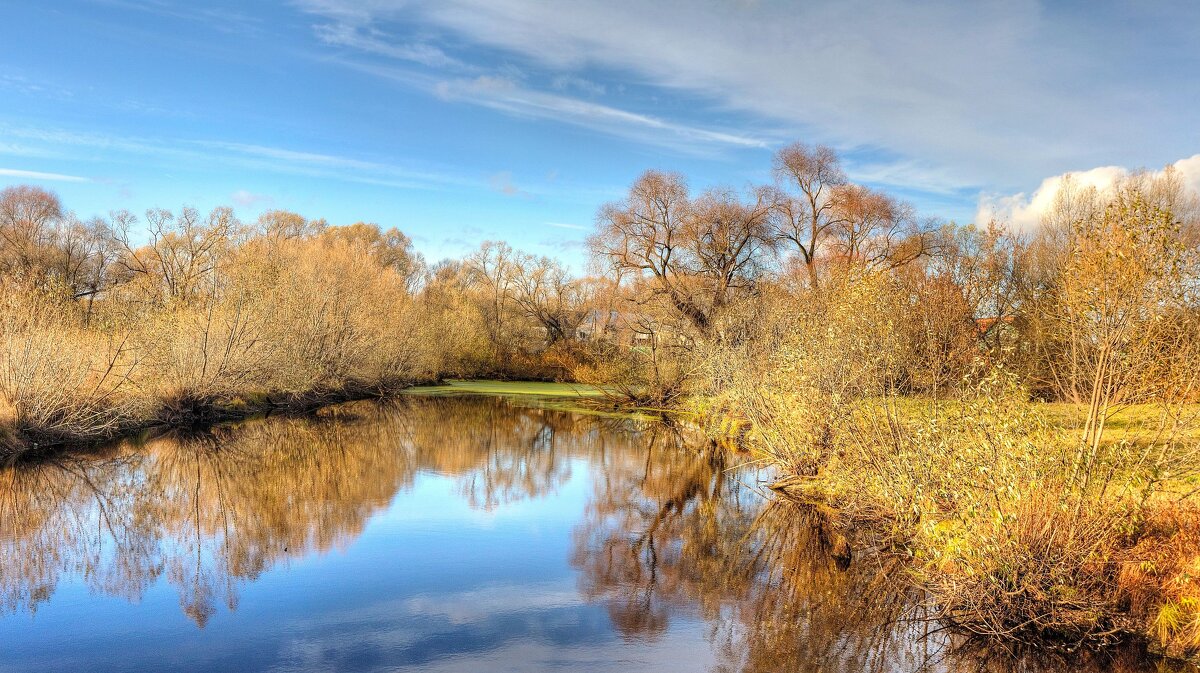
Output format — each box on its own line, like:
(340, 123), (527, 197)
(401, 379), (670, 420)
(875, 397), (1200, 444)
(404, 379), (606, 398)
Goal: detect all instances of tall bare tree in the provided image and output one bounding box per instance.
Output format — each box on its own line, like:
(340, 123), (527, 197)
(769, 143), (847, 286)
(465, 240), (519, 352)
(509, 253), (588, 344)
(828, 184), (932, 271)
(0, 185), (63, 277)
(590, 171), (775, 339)
(113, 206), (241, 304)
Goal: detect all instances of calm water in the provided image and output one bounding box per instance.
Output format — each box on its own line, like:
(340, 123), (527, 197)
(0, 393), (1189, 672)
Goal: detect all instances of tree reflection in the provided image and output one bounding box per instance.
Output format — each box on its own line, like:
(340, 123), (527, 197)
(568, 436), (1186, 673)
(0, 397), (1192, 672)
(0, 397), (632, 625)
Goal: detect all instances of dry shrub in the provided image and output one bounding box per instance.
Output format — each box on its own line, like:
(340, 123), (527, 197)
(716, 270), (905, 475)
(246, 236), (433, 393)
(732, 303), (1200, 652)
(921, 492), (1132, 643)
(836, 373), (1200, 653)
(574, 338), (690, 407)
(0, 280), (147, 444)
(137, 294), (270, 418)
(1123, 505), (1200, 658)
(0, 222), (445, 450)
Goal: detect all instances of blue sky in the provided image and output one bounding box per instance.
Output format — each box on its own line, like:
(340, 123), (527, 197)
(2, 0), (1198, 267)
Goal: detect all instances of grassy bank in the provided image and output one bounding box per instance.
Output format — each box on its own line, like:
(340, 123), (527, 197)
(1, 376), (433, 459)
(690, 382), (1200, 661)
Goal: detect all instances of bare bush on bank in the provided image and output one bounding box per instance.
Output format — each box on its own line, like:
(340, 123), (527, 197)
(0, 190), (457, 453)
(0, 279), (146, 445)
(703, 165), (1200, 656)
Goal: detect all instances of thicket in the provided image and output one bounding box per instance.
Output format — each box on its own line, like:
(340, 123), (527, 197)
(0, 193), (450, 452)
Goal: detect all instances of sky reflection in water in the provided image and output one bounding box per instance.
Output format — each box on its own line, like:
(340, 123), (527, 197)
(0, 396), (1185, 672)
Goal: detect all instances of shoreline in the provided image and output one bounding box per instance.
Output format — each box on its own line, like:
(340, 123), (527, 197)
(4, 381), (1197, 668)
(0, 375), (437, 462)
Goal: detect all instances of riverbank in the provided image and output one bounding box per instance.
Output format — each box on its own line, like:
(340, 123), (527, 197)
(688, 386), (1200, 664)
(17, 392), (1171, 673)
(403, 379), (1199, 665)
(1, 378), (620, 460)
(0, 375), (437, 460)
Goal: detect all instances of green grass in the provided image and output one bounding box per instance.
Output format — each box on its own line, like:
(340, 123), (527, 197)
(869, 396), (1200, 444)
(403, 379), (667, 420)
(1042, 402), (1200, 441)
(404, 379), (606, 398)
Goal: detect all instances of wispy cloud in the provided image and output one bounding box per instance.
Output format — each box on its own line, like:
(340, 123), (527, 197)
(308, 31), (771, 155)
(295, 0), (1200, 195)
(550, 75), (605, 97)
(0, 71), (74, 100)
(546, 221), (587, 230)
(92, 0), (265, 37)
(0, 168), (88, 182)
(433, 75), (769, 152)
(312, 22), (470, 70)
(846, 158), (982, 196)
(0, 123), (475, 192)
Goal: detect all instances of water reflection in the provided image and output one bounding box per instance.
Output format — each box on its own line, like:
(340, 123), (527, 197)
(0, 396), (1192, 672)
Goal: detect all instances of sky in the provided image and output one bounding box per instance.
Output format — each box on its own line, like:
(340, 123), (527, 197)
(2, 0), (1199, 268)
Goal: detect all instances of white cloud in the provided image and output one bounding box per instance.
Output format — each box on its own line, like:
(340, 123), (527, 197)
(550, 75), (605, 97)
(0, 124), (477, 192)
(325, 54), (771, 155)
(976, 155), (1200, 232)
(435, 75), (768, 152)
(546, 221), (587, 230)
(294, 0), (1200, 195)
(0, 168), (88, 182)
(312, 21), (469, 70)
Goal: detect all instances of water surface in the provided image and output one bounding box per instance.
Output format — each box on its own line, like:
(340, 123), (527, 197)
(0, 394), (1189, 672)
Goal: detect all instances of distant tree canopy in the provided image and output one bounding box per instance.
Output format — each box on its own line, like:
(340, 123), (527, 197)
(1, 139), (1195, 399)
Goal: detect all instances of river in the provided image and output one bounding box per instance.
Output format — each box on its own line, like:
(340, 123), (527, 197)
(0, 391), (1189, 672)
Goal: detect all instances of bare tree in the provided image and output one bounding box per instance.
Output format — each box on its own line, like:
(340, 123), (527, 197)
(320, 222), (423, 290)
(590, 171), (775, 339)
(769, 143), (847, 286)
(256, 209), (326, 243)
(509, 253), (588, 344)
(827, 184), (932, 271)
(0, 185), (64, 278)
(113, 206), (240, 304)
(1023, 189), (1200, 499)
(465, 240), (518, 352)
